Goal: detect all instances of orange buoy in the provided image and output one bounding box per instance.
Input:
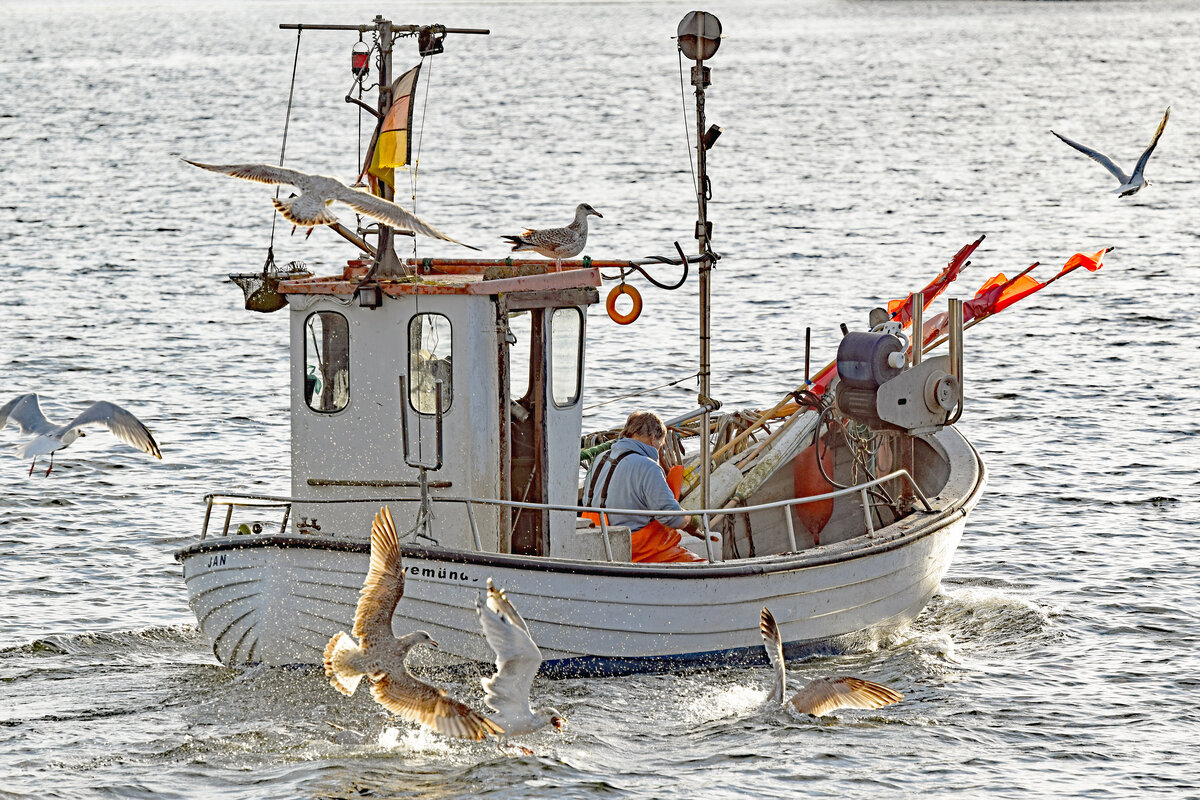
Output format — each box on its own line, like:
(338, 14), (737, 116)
(666, 464), (684, 500)
(792, 436), (836, 544)
(606, 283), (642, 324)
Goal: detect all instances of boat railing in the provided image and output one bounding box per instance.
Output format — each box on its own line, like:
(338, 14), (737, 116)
(199, 469), (932, 562)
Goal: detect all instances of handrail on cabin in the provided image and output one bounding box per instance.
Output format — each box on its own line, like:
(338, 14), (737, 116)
(199, 469), (933, 563)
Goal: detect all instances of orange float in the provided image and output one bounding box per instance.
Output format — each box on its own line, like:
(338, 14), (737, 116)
(606, 283), (642, 324)
(792, 436), (836, 544)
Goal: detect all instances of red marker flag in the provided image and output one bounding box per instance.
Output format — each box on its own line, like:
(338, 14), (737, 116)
(887, 234), (985, 328)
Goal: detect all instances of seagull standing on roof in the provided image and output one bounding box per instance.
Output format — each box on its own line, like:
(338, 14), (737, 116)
(475, 579), (565, 753)
(759, 607), (903, 716)
(1051, 107), (1171, 197)
(502, 203), (602, 270)
(0, 393), (162, 477)
(184, 160), (479, 249)
(323, 506), (503, 742)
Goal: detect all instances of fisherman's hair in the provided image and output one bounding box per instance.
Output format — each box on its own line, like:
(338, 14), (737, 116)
(621, 410), (666, 442)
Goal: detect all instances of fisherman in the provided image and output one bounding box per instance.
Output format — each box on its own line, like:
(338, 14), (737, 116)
(582, 411), (706, 563)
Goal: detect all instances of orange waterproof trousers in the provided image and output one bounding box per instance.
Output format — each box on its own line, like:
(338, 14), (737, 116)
(632, 519), (705, 563)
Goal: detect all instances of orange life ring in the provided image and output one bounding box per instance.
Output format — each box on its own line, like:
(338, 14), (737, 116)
(606, 283), (642, 325)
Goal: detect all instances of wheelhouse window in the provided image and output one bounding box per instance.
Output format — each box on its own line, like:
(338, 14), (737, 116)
(550, 307), (583, 407)
(409, 313), (453, 414)
(508, 311), (532, 402)
(304, 311), (350, 413)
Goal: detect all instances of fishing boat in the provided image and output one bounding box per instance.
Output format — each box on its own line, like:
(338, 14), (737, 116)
(176, 12), (989, 676)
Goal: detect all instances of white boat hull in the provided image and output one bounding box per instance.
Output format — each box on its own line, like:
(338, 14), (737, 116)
(178, 435), (981, 675)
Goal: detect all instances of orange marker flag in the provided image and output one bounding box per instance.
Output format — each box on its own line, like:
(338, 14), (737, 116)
(1056, 247), (1107, 277)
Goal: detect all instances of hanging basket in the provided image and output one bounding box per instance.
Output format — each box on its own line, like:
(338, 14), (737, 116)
(229, 261), (311, 313)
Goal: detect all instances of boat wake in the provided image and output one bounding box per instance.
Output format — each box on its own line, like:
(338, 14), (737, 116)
(0, 623), (201, 661)
(908, 582), (1061, 658)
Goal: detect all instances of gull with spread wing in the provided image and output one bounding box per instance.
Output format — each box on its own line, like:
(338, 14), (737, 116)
(324, 506), (503, 742)
(1051, 107), (1171, 198)
(502, 203), (602, 269)
(476, 578), (565, 749)
(185, 160), (478, 249)
(760, 607), (903, 716)
(0, 393), (162, 477)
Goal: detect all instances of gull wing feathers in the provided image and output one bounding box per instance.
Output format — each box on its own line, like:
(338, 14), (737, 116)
(1050, 131), (1130, 185)
(183, 160), (315, 188)
(1131, 106), (1171, 181)
(370, 673), (503, 741)
(353, 507), (405, 646)
(332, 186), (480, 250)
(0, 394), (56, 436)
(787, 676), (904, 717)
(186, 160), (477, 249)
(477, 579), (542, 719)
(61, 401), (162, 458)
(759, 607), (787, 705)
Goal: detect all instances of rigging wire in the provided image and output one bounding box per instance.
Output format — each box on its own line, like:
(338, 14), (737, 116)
(267, 25), (304, 266)
(677, 47), (699, 213)
(583, 372), (700, 412)
(410, 52), (435, 264)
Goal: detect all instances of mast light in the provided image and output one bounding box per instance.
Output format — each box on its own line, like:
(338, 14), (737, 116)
(351, 40), (370, 78)
(677, 11), (722, 61)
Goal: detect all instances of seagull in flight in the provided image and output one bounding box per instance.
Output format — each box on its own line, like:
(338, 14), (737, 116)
(323, 506), (503, 742)
(502, 203), (602, 269)
(185, 160), (478, 249)
(760, 607), (903, 716)
(1051, 107), (1171, 197)
(0, 393), (162, 476)
(476, 579), (565, 752)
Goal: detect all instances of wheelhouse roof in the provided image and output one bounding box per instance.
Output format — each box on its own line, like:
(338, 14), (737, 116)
(278, 259), (605, 298)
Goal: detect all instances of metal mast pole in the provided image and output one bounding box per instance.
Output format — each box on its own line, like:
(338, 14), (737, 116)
(678, 11), (722, 510)
(374, 15), (405, 277)
(693, 58), (712, 510)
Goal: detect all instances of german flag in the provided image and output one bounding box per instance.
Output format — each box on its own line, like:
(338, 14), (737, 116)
(363, 64), (421, 194)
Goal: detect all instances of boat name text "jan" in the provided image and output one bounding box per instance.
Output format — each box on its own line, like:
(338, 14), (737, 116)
(206, 554), (227, 568)
(406, 565), (478, 583)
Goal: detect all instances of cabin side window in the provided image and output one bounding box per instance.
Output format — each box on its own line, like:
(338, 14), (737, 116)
(304, 311), (350, 413)
(409, 313), (453, 414)
(550, 307), (583, 407)
(508, 311), (532, 402)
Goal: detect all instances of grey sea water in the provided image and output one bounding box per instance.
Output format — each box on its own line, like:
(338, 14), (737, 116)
(2, 0), (1198, 797)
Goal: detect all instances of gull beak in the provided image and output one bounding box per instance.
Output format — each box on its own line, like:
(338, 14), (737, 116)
(428, 639), (440, 649)
(593, 210), (604, 219)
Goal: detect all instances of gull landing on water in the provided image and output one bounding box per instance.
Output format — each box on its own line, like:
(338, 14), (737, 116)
(184, 160), (479, 249)
(476, 579), (565, 753)
(502, 203), (602, 269)
(1051, 107), (1171, 198)
(0, 393), (162, 477)
(760, 608), (903, 716)
(323, 507), (503, 742)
